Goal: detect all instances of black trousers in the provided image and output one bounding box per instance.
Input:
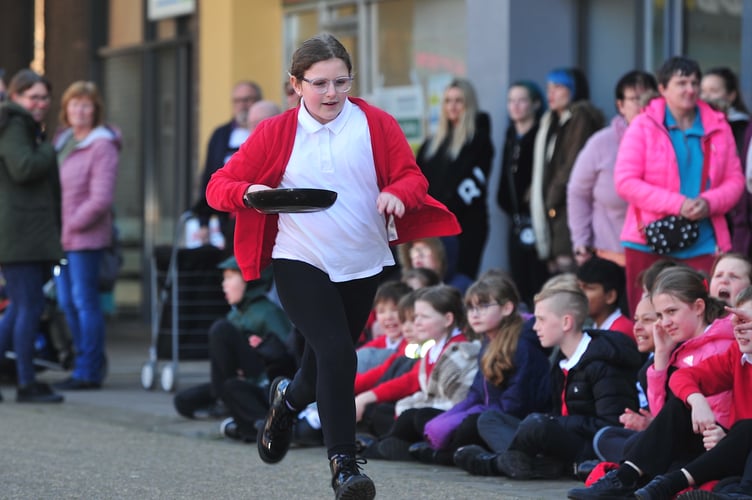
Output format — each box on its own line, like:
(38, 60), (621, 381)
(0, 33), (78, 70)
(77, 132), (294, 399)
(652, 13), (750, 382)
(388, 407), (443, 442)
(387, 409), (485, 452)
(208, 319), (265, 398)
(221, 378), (269, 436)
(624, 395), (707, 476)
(506, 230), (549, 310)
(173, 318), (272, 418)
(445, 413), (485, 452)
(273, 259), (379, 458)
(477, 410), (522, 453)
(358, 402), (397, 438)
(684, 419), (752, 487)
(508, 412), (592, 463)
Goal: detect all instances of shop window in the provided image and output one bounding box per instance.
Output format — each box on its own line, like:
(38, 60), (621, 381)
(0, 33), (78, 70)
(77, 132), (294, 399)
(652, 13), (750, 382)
(685, 0), (742, 72)
(283, 0), (466, 143)
(649, 0), (742, 73)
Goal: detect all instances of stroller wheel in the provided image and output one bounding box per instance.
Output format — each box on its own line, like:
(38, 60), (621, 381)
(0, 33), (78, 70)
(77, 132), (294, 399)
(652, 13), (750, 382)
(160, 363), (176, 392)
(141, 361), (157, 390)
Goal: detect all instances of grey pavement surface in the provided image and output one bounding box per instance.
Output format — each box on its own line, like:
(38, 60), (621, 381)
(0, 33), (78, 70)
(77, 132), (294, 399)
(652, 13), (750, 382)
(0, 313), (580, 499)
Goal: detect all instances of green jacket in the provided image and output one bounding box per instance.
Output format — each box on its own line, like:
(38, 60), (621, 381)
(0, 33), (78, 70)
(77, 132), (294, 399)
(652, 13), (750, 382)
(0, 102), (63, 264)
(226, 267), (292, 361)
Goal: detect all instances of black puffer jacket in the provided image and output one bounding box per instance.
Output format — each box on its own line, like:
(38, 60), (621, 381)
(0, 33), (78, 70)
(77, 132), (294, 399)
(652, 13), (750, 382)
(551, 329), (641, 439)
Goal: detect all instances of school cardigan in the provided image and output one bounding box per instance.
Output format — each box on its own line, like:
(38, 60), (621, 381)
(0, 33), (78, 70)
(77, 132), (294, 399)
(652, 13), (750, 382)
(394, 340), (480, 416)
(370, 333), (468, 404)
(670, 341), (752, 426)
(206, 97), (461, 281)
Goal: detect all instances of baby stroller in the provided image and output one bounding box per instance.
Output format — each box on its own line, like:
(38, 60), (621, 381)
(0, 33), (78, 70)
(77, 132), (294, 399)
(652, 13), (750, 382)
(141, 212), (228, 392)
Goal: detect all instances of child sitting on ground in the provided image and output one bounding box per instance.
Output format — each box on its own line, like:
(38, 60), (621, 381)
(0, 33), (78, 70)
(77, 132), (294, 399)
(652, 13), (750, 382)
(630, 286), (752, 499)
(567, 267), (737, 499)
(357, 281), (412, 373)
(354, 285), (471, 450)
(405, 271), (551, 467)
(171, 257), (295, 443)
(355, 291), (424, 440)
(576, 256), (634, 341)
(458, 278), (642, 479)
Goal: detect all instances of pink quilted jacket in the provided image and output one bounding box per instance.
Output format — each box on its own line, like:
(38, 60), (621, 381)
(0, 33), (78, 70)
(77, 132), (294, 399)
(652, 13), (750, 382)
(614, 97), (744, 250)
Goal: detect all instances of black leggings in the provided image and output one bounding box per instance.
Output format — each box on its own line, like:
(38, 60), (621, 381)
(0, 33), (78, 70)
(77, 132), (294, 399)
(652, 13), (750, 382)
(684, 419), (752, 486)
(272, 259), (379, 458)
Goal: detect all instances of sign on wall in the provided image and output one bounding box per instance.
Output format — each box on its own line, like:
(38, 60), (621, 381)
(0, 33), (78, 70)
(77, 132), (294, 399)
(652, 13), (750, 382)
(147, 0), (195, 21)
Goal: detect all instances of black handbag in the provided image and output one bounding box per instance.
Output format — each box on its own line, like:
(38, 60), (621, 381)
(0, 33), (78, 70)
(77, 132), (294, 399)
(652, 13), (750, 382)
(643, 215), (699, 255)
(637, 141), (709, 256)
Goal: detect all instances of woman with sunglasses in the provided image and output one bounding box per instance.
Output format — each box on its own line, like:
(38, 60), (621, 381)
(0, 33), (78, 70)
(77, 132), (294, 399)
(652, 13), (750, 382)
(207, 33), (459, 500)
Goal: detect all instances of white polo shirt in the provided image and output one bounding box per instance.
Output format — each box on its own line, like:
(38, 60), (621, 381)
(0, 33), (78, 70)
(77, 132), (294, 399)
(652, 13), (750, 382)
(272, 98), (394, 282)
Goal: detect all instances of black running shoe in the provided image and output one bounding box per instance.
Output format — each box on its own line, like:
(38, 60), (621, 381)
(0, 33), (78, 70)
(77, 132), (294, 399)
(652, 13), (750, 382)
(257, 377), (296, 463)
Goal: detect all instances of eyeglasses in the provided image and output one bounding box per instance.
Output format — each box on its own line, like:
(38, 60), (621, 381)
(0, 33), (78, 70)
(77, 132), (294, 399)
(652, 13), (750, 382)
(466, 302), (500, 315)
(22, 93), (50, 103)
(301, 76), (353, 94)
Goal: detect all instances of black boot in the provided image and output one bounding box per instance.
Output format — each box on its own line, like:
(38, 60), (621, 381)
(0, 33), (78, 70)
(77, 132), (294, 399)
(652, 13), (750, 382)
(330, 454), (376, 500)
(257, 377), (296, 463)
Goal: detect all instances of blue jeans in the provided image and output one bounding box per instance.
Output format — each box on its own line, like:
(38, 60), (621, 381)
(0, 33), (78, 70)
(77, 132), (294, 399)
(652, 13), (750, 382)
(0, 263), (48, 386)
(55, 250), (105, 382)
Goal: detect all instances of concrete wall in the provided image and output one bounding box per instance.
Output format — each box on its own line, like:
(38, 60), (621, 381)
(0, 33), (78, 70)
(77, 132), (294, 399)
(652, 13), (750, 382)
(468, 0), (579, 275)
(198, 0), (283, 179)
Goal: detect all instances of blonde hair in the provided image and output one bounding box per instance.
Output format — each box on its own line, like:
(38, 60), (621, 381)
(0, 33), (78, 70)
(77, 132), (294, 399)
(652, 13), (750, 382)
(426, 78), (478, 160)
(59, 80), (104, 127)
(534, 278), (588, 331)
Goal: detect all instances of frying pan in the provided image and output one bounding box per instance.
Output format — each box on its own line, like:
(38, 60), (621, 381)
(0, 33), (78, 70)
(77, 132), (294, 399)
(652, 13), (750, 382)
(243, 188), (337, 214)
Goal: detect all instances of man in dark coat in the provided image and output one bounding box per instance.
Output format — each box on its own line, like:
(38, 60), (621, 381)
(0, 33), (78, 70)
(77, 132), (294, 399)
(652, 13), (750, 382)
(191, 80), (262, 251)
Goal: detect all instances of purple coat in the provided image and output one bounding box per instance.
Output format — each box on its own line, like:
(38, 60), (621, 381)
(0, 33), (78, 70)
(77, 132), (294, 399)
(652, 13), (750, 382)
(423, 318), (551, 450)
(54, 126), (120, 251)
(730, 121), (752, 254)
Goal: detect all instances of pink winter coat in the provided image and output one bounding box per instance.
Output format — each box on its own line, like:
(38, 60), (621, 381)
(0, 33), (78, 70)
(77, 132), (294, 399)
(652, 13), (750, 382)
(615, 97), (744, 250)
(647, 315), (734, 428)
(54, 126), (120, 251)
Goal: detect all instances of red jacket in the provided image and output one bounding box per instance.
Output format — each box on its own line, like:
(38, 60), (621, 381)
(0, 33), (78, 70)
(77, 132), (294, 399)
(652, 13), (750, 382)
(355, 339), (410, 394)
(670, 341), (752, 426)
(206, 97), (461, 281)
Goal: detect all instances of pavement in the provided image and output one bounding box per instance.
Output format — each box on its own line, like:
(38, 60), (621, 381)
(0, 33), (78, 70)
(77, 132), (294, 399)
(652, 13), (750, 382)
(0, 312), (580, 499)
